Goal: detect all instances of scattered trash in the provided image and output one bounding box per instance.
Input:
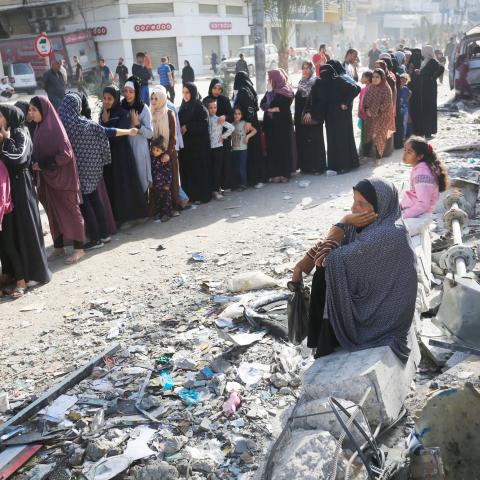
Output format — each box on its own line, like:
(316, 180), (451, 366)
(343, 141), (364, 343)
(238, 362), (270, 386)
(227, 271), (278, 292)
(298, 180), (311, 188)
(0, 392), (9, 414)
(178, 388), (200, 406)
(217, 329), (267, 347)
(223, 391), (241, 415)
(326, 170), (337, 176)
(191, 252), (205, 262)
(42, 394), (78, 423)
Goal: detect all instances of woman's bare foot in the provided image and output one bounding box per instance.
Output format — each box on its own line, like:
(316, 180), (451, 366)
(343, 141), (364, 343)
(9, 279), (27, 299)
(48, 248), (65, 261)
(65, 249), (85, 265)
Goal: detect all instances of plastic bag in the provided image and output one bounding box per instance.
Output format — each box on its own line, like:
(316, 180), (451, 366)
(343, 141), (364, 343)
(227, 271), (278, 293)
(287, 281), (310, 345)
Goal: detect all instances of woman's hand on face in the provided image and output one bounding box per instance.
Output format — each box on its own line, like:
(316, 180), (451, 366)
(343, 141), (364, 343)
(101, 110), (110, 124)
(341, 212), (378, 228)
(181, 125), (187, 135)
(130, 110), (140, 127)
(128, 128), (138, 136)
(0, 126), (10, 139)
(32, 162), (41, 172)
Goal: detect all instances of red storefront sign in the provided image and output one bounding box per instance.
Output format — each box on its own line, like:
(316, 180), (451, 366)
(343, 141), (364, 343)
(209, 22), (232, 30)
(134, 23), (172, 32)
(64, 27), (106, 44)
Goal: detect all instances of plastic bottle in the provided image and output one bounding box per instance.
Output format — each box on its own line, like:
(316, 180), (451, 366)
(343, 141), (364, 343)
(223, 391), (241, 415)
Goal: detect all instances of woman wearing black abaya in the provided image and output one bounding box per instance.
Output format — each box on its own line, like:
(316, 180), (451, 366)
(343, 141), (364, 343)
(260, 69), (294, 182)
(408, 49), (423, 137)
(323, 61), (360, 173)
(178, 83), (212, 203)
(295, 61), (326, 174)
(390, 54), (405, 149)
(0, 105), (51, 291)
(417, 45), (444, 138)
(233, 71), (266, 187)
(100, 86), (148, 225)
(203, 78), (234, 189)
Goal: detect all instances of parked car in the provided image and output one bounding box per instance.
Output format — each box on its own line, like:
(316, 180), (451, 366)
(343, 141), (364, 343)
(220, 44), (278, 77)
(4, 62), (37, 94)
(450, 25), (480, 89)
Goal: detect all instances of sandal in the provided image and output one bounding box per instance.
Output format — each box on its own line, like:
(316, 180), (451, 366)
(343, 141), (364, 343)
(65, 251), (85, 265)
(8, 287), (26, 299)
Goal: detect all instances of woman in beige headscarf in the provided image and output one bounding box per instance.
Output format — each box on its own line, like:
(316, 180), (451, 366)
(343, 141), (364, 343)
(150, 85), (180, 213)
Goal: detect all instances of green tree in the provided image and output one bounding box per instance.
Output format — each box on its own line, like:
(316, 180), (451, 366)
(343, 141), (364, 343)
(264, 0), (323, 69)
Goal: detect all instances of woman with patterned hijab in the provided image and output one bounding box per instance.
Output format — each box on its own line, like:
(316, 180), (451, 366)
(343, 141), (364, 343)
(293, 177), (417, 362)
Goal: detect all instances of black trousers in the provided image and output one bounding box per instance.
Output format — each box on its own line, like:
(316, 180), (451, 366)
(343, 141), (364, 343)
(80, 189), (108, 242)
(211, 147), (224, 192)
(166, 85), (175, 103)
(307, 266), (339, 356)
(0, 213), (24, 281)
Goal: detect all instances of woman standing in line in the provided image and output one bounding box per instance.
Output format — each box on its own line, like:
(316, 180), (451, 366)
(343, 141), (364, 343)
(181, 60), (195, 85)
(323, 61), (361, 173)
(260, 69), (294, 183)
(150, 85), (180, 216)
(0, 105), (51, 296)
(29, 96), (85, 264)
(294, 61), (326, 174)
(178, 82), (212, 203)
(233, 72), (266, 188)
(363, 69), (395, 160)
(121, 76), (153, 197)
(100, 86), (149, 226)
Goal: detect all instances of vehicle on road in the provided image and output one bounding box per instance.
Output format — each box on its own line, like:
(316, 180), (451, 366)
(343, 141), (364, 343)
(220, 44), (278, 77)
(4, 62), (37, 93)
(450, 25), (480, 89)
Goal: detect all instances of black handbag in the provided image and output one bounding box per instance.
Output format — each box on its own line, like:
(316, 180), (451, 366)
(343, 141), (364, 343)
(287, 281), (310, 345)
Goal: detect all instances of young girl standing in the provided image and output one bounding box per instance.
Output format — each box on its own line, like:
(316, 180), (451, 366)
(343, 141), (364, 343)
(358, 70), (372, 160)
(150, 136), (173, 221)
(401, 136), (448, 220)
(231, 106), (257, 191)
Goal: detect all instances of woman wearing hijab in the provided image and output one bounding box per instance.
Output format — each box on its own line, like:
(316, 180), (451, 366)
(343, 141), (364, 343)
(150, 85), (180, 214)
(0, 105), (51, 295)
(100, 86), (149, 226)
(416, 45), (444, 138)
(323, 61), (361, 173)
(394, 51), (407, 75)
(233, 71), (266, 187)
(59, 93), (114, 250)
(292, 177), (417, 362)
(181, 60), (195, 85)
(389, 53), (405, 149)
(178, 82), (211, 203)
(13, 101), (36, 138)
(203, 78), (234, 190)
(260, 69), (294, 182)
(29, 96), (86, 264)
(121, 76), (153, 195)
(294, 61), (326, 174)
(363, 69), (394, 160)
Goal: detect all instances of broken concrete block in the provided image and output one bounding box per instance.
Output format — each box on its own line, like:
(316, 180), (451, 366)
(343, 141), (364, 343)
(292, 397), (369, 445)
(131, 460), (179, 480)
(302, 328), (420, 426)
(270, 430), (347, 480)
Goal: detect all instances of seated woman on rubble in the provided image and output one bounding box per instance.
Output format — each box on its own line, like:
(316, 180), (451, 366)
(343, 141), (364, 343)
(292, 178), (417, 363)
(401, 137), (448, 220)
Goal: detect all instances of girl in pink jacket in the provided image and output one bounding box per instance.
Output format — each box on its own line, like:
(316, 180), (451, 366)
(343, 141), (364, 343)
(401, 137), (448, 219)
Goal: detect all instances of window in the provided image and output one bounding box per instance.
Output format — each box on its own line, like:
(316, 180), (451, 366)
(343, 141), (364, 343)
(128, 3), (174, 15)
(226, 5), (243, 15)
(199, 4), (218, 14)
(13, 63), (34, 75)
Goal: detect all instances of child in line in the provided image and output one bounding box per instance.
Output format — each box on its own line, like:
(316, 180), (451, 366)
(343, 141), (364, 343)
(150, 136), (173, 222)
(231, 106), (257, 191)
(358, 70), (372, 161)
(399, 73), (412, 140)
(206, 98), (234, 200)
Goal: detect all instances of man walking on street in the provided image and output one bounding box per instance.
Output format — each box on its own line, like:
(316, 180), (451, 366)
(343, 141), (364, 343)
(115, 57), (128, 90)
(73, 55), (87, 95)
(43, 59), (66, 110)
(158, 57), (175, 102)
(367, 42), (381, 70)
(235, 53), (248, 74)
(98, 58), (113, 88)
(444, 36), (457, 69)
(132, 52), (151, 105)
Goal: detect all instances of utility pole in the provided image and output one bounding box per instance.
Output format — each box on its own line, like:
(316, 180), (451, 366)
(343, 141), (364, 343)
(253, 0), (266, 94)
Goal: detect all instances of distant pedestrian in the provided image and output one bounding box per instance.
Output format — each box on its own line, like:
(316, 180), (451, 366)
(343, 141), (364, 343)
(144, 52), (153, 78)
(59, 59), (68, 85)
(235, 54), (248, 74)
(343, 49), (359, 82)
(211, 51), (218, 73)
(73, 56), (86, 94)
(181, 60), (195, 85)
(98, 59), (113, 88)
(312, 44), (329, 77)
(42, 59), (66, 110)
(115, 57), (128, 90)
(167, 56), (176, 102)
(158, 57), (175, 102)
(132, 52), (151, 106)
(444, 36), (457, 70)
(399, 73), (411, 139)
(367, 42), (381, 70)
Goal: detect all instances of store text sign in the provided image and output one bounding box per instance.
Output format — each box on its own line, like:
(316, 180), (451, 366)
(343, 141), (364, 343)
(134, 23), (173, 32)
(209, 22), (232, 30)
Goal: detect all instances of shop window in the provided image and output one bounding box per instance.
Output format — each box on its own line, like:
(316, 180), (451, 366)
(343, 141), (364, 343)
(199, 4), (218, 14)
(226, 5), (243, 15)
(128, 3), (174, 15)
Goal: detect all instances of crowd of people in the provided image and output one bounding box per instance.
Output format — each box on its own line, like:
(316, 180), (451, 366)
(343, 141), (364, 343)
(0, 40), (449, 303)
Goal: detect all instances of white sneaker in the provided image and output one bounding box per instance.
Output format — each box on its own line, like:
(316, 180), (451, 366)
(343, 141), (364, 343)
(213, 191), (224, 200)
(254, 182), (264, 189)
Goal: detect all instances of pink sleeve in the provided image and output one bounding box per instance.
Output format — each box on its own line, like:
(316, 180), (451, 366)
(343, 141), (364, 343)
(402, 173), (437, 219)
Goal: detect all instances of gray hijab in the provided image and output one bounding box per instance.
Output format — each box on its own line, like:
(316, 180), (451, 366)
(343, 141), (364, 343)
(324, 178), (417, 362)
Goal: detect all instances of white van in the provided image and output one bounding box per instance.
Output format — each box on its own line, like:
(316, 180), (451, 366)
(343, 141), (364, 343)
(450, 25), (480, 89)
(5, 62), (37, 94)
(220, 44), (278, 77)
